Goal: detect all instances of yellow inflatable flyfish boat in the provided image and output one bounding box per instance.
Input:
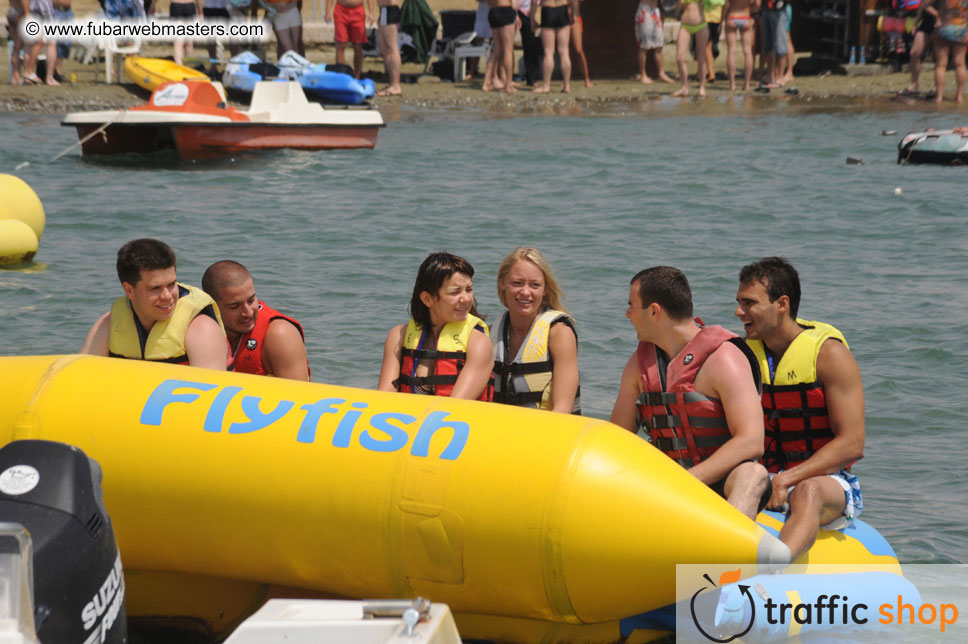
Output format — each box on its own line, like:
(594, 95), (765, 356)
(0, 355), (792, 632)
(123, 56), (210, 92)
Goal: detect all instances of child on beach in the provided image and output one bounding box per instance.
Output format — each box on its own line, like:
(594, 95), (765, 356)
(634, 0), (674, 83)
(325, 0), (376, 79)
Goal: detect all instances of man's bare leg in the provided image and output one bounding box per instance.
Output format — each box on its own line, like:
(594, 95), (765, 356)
(335, 42), (348, 66)
(653, 47), (674, 82)
(934, 41), (948, 104)
(556, 25), (571, 92)
(499, 22), (516, 93)
(637, 48), (652, 83)
(377, 21), (401, 95)
(534, 27), (555, 93)
(723, 461), (770, 521)
(352, 43), (363, 78)
(953, 43), (966, 104)
(777, 476), (847, 561)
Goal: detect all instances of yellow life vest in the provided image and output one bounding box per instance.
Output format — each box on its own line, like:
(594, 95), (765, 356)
(746, 319), (848, 387)
(108, 283), (225, 364)
(398, 314), (492, 400)
(493, 309), (580, 414)
(746, 319), (849, 472)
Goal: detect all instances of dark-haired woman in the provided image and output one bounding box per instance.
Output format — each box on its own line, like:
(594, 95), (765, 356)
(378, 252), (494, 400)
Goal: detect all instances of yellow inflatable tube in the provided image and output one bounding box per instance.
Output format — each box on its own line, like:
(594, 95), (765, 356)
(0, 355), (790, 625)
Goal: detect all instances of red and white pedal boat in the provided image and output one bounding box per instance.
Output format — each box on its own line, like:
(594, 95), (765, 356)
(62, 80), (384, 160)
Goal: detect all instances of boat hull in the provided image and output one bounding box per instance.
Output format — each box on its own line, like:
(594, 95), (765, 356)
(73, 124), (175, 155)
(173, 123), (380, 159)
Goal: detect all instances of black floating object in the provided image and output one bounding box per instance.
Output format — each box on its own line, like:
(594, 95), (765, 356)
(784, 87), (799, 95)
(881, 130), (898, 136)
(846, 156), (865, 165)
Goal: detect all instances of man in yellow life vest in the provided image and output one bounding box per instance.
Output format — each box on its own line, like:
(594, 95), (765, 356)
(735, 257), (865, 561)
(202, 260), (311, 381)
(80, 238), (229, 369)
(611, 266), (773, 521)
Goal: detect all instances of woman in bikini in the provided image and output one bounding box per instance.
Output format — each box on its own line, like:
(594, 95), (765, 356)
(723, 0), (755, 91)
(532, 0), (576, 93)
(932, 0), (967, 103)
(671, 0), (708, 97)
(378, 252), (494, 401)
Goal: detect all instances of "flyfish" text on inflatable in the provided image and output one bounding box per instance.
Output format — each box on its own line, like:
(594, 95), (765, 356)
(140, 379), (470, 460)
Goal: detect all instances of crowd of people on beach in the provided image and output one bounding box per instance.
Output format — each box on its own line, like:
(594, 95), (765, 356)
(82, 238), (865, 563)
(6, 0), (965, 101)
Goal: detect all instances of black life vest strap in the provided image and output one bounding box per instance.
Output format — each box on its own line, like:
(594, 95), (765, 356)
(493, 390), (545, 405)
(637, 391), (677, 407)
(769, 407), (829, 419)
(397, 373), (459, 387)
(402, 348), (467, 361)
(494, 359), (553, 377)
(108, 351), (186, 365)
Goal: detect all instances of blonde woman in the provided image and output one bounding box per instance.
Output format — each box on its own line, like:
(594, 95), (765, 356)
(492, 247), (580, 414)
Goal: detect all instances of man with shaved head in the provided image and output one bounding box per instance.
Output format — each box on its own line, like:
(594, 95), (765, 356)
(202, 261), (311, 381)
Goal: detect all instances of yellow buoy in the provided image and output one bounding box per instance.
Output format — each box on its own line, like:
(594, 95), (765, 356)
(0, 174), (46, 240)
(0, 219), (39, 265)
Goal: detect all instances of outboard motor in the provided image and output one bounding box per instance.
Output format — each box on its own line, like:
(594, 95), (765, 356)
(0, 440), (126, 644)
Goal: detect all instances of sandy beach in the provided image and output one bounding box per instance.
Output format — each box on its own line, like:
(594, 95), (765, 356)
(2, 14), (965, 116)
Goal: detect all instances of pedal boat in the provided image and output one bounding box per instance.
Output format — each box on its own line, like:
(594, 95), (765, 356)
(61, 80), (384, 160)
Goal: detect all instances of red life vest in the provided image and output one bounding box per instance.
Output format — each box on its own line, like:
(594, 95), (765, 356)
(636, 325), (757, 468)
(746, 319), (846, 473)
(231, 301), (310, 379)
(396, 315), (493, 401)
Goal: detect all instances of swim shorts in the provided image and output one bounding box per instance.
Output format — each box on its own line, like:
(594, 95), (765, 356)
(937, 23), (968, 44)
(760, 7), (788, 55)
(379, 4), (400, 26)
(334, 3), (367, 43)
(635, 4), (664, 50)
(772, 469), (863, 531)
(541, 4), (569, 29)
(169, 1), (197, 19)
(270, 5), (302, 30)
(202, 6), (230, 19)
(488, 5), (515, 29)
(29, 0), (55, 21)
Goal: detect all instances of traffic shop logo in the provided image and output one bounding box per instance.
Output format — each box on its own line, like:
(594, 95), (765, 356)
(690, 569), (754, 642)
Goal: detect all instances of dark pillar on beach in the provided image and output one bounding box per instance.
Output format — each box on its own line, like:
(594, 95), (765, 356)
(582, 0), (639, 78)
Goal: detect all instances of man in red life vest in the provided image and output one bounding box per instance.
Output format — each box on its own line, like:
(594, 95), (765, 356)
(81, 238), (229, 369)
(202, 260), (311, 381)
(611, 266), (773, 521)
(735, 257), (865, 561)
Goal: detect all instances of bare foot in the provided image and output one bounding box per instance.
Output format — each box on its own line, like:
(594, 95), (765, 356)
(46, 77), (61, 86)
(377, 87), (401, 97)
(561, 84), (570, 93)
(742, 82), (750, 91)
(482, 83), (492, 92)
(935, 92), (943, 104)
(533, 85), (550, 94)
(10, 72), (22, 86)
(730, 82), (736, 91)
(658, 74), (675, 83)
(640, 75), (654, 84)
(584, 80), (593, 88)
(956, 92), (963, 105)
(505, 85), (517, 94)
(698, 87), (706, 97)
(671, 87), (688, 97)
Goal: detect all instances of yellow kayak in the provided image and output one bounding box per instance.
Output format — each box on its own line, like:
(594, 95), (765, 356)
(123, 56), (210, 91)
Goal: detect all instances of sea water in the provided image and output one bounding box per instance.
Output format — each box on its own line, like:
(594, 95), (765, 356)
(1, 106), (966, 566)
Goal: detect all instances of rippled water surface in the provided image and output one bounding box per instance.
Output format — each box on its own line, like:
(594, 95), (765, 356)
(2, 107), (966, 564)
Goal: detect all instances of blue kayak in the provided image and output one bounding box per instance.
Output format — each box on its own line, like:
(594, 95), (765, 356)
(222, 50), (375, 105)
